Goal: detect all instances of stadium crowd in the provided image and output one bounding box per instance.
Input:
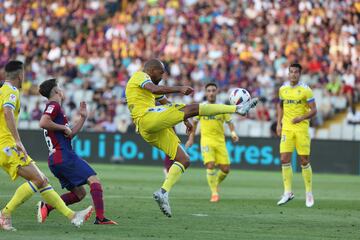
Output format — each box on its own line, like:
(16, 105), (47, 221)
(0, 0), (359, 136)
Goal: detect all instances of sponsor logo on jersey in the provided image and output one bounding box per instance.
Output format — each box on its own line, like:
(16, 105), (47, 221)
(46, 105), (55, 114)
(9, 94), (16, 102)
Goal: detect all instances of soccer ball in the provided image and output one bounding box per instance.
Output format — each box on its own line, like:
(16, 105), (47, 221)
(229, 88), (251, 105)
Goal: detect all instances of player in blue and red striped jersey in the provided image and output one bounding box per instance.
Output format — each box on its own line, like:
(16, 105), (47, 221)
(36, 78), (117, 225)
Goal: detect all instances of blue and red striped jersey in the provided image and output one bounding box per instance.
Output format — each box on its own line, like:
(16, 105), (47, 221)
(42, 101), (73, 165)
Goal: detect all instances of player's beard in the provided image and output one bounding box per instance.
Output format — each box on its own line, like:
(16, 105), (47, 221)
(155, 78), (162, 85)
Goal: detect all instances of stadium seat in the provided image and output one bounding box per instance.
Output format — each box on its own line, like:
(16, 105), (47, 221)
(235, 119), (251, 137)
(354, 125), (360, 141)
(29, 120), (40, 130)
(328, 124), (341, 139)
(248, 120), (262, 137)
(18, 121), (29, 129)
(315, 129), (329, 139)
(341, 124), (355, 140)
(73, 90), (84, 103)
(84, 90), (94, 102)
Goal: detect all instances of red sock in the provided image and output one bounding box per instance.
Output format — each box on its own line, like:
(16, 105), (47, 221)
(90, 183), (105, 220)
(46, 191), (81, 212)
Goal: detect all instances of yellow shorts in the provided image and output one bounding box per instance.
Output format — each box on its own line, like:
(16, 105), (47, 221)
(0, 145), (33, 181)
(201, 142), (230, 165)
(280, 130), (311, 155)
(138, 103), (185, 160)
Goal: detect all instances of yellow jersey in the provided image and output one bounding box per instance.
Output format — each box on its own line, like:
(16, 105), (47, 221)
(195, 110), (232, 146)
(125, 71), (164, 124)
(279, 82), (314, 131)
(0, 82), (21, 147)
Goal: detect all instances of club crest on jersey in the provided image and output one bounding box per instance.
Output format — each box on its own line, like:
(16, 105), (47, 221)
(2, 147), (12, 156)
(46, 105), (55, 114)
(9, 94), (16, 102)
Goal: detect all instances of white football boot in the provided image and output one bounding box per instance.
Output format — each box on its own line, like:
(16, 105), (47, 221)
(236, 98), (258, 116)
(277, 192), (295, 206)
(153, 189), (172, 217)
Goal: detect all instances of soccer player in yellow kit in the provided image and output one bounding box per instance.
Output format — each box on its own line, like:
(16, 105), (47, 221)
(125, 59), (258, 217)
(0, 61), (92, 231)
(185, 83), (238, 202)
(276, 63), (317, 207)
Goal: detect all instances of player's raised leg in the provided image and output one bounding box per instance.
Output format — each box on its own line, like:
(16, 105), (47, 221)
(277, 152), (294, 206)
(181, 100), (258, 120)
(300, 155), (314, 207)
(154, 145), (189, 217)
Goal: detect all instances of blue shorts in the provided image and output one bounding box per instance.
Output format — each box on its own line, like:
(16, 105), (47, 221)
(49, 151), (96, 190)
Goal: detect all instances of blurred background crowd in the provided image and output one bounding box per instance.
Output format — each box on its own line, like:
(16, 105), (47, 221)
(0, 0), (359, 138)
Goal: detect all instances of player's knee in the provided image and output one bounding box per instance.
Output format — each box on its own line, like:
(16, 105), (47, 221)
(221, 166), (230, 174)
(182, 159), (190, 169)
(206, 162), (215, 170)
(175, 154), (190, 168)
(88, 175), (100, 185)
(183, 104), (199, 119)
(32, 176), (48, 189)
(300, 158), (310, 166)
(280, 155), (291, 164)
(76, 189), (87, 200)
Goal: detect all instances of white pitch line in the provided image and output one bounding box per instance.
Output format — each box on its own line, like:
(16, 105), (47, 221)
(191, 213), (209, 217)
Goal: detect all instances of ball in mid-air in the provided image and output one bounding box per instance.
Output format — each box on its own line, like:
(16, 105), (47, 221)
(229, 88), (251, 105)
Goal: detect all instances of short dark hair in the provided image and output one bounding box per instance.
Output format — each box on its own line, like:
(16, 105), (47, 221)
(205, 82), (218, 89)
(39, 78), (58, 98)
(5, 60), (23, 73)
(289, 63), (302, 72)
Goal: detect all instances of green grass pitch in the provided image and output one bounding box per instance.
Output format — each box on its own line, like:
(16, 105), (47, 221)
(0, 163), (359, 240)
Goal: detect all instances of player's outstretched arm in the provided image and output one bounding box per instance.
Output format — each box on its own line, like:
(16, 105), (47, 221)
(4, 106), (28, 159)
(143, 82), (193, 95)
(70, 102), (87, 138)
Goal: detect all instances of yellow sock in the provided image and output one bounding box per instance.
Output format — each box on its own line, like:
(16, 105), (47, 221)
(199, 104), (236, 116)
(282, 163), (293, 193)
(161, 162), (185, 192)
(302, 163), (312, 193)
(40, 185), (74, 219)
(2, 181), (37, 216)
(206, 169), (218, 195)
(217, 170), (228, 185)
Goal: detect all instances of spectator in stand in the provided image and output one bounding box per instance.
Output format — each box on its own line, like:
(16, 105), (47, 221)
(20, 106), (31, 121)
(256, 97), (270, 122)
(342, 67), (356, 106)
(346, 105), (360, 125)
(0, 0), (358, 133)
(31, 102), (42, 121)
(326, 74), (342, 96)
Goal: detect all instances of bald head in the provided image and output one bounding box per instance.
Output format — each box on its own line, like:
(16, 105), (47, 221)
(143, 59), (165, 72)
(143, 59), (166, 84)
